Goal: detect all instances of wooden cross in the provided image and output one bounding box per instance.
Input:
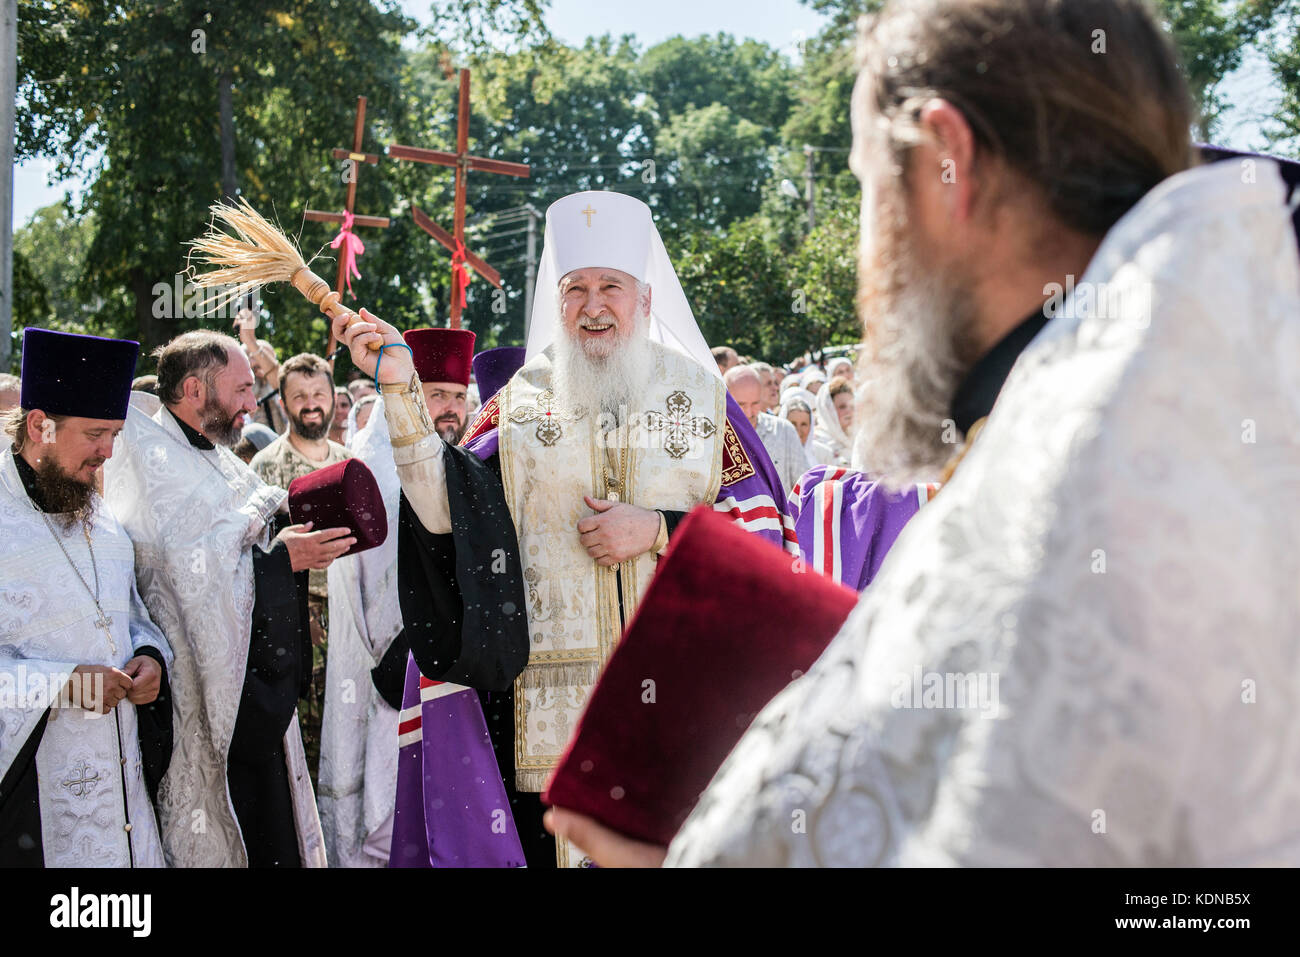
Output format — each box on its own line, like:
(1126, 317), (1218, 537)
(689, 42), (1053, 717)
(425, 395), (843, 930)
(304, 95), (392, 354)
(387, 69), (530, 329)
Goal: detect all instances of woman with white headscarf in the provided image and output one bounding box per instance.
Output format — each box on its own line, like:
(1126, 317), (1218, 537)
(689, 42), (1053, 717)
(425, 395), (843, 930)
(799, 366), (827, 395)
(813, 375), (855, 466)
(826, 355), (854, 382)
(779, 388), (832, 469)
(343, 393), (380, 448)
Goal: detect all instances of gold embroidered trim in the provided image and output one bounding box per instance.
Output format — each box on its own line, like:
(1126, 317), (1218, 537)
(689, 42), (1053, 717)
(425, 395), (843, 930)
(938, 416), (987, 485)
(459, 394), (500, 447)
(720, 420), (755, 485)
(379, 372), (420, 394)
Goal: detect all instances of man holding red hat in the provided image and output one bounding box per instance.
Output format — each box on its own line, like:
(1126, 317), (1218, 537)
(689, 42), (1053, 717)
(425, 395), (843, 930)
(250, 351), (353, 786)
(1, 327), (173, 868)
(105, 330), (346, 867)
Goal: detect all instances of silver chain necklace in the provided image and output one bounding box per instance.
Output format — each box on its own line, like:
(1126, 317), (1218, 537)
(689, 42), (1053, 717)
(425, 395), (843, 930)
(37, 508), (117, 652)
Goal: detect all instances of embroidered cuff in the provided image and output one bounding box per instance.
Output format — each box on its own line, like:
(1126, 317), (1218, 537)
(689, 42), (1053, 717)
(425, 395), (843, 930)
(383, 374), (438, 452)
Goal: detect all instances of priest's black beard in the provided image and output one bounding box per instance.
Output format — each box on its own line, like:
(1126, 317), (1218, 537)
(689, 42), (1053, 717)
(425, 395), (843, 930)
(290, 404), (332, 441)
(852, 184), (977, 488)
(34, 456), (98, 531)
(199, 392), (246, 447)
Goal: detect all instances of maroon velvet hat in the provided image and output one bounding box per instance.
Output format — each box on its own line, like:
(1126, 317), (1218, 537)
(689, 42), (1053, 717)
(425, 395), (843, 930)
(542, 505), (860, 846)
(287, 458), (388, 557)
(403, 328), (476, 387)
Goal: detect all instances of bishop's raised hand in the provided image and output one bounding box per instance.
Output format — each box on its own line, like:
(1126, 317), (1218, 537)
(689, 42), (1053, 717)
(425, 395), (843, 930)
(332, 308), (413, 385)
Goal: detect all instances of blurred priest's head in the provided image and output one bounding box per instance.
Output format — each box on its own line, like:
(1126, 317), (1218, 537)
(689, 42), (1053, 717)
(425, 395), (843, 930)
(849, 0), (1192, 485)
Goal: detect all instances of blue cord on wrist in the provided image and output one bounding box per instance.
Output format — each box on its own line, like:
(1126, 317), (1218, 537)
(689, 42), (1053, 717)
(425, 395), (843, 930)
(374, 343), (413, 388)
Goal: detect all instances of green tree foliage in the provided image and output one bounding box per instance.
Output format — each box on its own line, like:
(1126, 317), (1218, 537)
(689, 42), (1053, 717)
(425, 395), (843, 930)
(14, 0), (1294, 375)
(16, 0), (413, 363)
(12, 203), (106, 337)
(654, 103), (771, 232)
(1157, 0), (1290, 137)
(1263, 3), (1300, 151)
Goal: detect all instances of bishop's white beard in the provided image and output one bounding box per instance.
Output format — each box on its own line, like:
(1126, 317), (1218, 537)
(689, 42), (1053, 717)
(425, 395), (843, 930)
(851, 186), (977, 489)
(551, 311), (653, 426)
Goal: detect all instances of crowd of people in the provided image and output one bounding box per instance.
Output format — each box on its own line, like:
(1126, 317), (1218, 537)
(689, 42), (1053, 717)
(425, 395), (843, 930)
(2, 0), (1298, 871)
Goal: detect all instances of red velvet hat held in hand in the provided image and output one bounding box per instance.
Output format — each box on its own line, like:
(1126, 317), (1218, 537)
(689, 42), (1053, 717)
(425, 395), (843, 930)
(403, 327), (476, 386)
(287, 458), (388, 557)
(542, 505), (860, 846)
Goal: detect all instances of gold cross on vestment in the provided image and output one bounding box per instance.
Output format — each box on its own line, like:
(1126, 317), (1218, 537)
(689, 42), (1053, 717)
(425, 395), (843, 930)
(643, 391), (716, 459)
(581, 205), (596, 227)
(508, 389), (584, 447)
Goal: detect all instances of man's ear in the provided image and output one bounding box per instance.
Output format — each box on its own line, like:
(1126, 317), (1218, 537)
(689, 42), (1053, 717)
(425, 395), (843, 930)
(25, 410), (46, 445)
(182, 374), (204, 405)
(916, 99), (977, 223)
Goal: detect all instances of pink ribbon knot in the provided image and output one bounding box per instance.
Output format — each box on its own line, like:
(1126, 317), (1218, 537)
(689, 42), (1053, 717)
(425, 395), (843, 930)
(331, 210), (366, 298)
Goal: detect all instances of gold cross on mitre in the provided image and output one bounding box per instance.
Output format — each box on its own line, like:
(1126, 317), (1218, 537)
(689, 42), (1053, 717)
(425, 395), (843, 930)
(581, 204), (596, 227)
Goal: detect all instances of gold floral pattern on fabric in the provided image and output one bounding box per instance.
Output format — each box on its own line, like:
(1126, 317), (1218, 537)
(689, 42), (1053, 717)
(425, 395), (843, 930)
(459, 393), (500, 446)
(720, 420), (755, 485)
(643, 390), (716, 459)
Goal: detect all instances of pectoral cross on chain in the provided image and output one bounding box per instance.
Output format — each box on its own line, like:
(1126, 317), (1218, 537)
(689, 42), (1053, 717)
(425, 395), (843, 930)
(644, 391), (716, 459)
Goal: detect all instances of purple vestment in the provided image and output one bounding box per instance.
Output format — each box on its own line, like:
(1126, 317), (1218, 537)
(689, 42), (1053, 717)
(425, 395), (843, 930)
(388, 657), (526, 867)
(389, 387), (796, 867)
(789, 466), (937, 591)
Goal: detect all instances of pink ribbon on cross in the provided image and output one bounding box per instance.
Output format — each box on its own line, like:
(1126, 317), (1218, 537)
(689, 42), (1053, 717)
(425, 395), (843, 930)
(331, 210), (366, 298)
(451, 239), (471, 313)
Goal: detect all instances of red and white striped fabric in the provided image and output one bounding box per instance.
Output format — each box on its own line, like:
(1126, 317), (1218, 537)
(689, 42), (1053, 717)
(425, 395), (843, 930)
(714, 493), (800, 554)
(396, 676), (470, 748)
(810, 476), (846, 582)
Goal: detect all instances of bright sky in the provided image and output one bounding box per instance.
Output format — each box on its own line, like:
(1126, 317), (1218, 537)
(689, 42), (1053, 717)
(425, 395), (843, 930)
(10, 0), (1289, 228)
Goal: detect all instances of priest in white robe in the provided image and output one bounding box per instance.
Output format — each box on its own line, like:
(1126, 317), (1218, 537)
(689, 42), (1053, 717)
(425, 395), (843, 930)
(320, 397), (403, 867)
(1, 328), (172, 868)
(105, 330), (351, 867)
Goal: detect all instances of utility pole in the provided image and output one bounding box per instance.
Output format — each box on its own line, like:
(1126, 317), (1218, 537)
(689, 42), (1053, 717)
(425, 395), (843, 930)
(803, 144), (816, 233)
(0, 0), (16, 371)
(523, 203), (540, 336)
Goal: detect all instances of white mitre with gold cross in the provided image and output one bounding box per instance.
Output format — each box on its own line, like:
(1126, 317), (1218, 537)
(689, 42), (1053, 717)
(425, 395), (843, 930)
(524, 190), (719, 376)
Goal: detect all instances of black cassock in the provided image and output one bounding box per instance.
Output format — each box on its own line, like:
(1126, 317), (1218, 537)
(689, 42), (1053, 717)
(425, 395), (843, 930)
(396, 442), (686, 868)
(170, 409), (313, 869)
